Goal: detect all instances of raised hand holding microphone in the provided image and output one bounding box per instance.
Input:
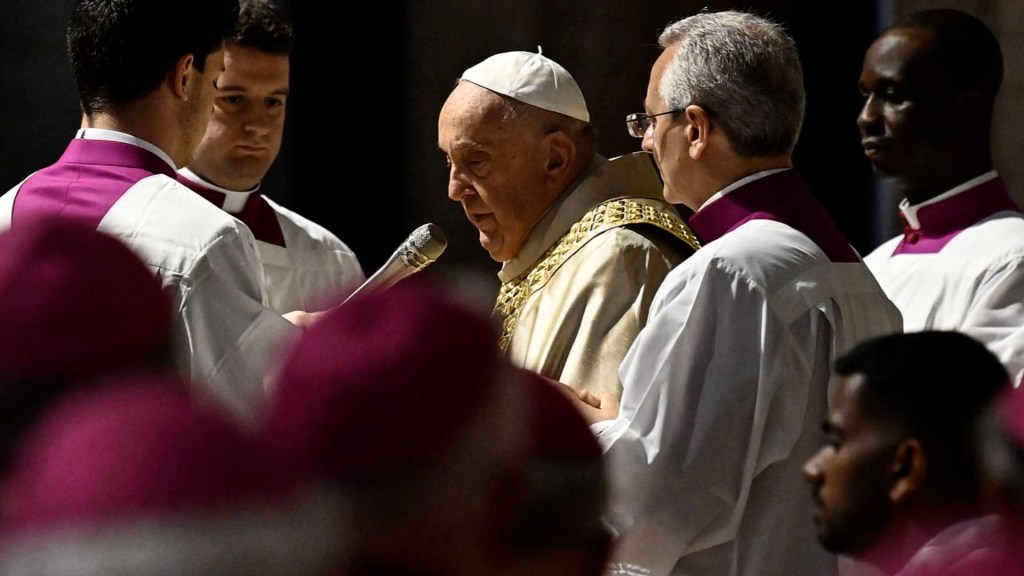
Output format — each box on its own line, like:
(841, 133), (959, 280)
(339, 223), (448, 306)
(285, 224), (448, 327)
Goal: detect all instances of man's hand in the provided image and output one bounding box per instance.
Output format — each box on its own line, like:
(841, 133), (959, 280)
(571, 387), (620, 425)
(282, 309), (325, 329)
(535, 373), (620, 425)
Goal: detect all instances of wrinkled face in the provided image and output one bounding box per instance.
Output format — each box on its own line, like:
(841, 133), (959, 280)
(437, 82), (551, 263)
(803, 374), (898, 555)
(188, 44), (288, 190)
(641, 46), (693, 209)
(857, 28), (954, 184)
(181, 47), (226, 168)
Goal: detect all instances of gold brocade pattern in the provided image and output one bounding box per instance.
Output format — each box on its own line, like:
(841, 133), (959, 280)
(494, 198), (701, 351)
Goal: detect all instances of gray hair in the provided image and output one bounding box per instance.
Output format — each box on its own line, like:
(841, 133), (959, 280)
(502, 94), (598, 152)
(657, 10), (805, 157)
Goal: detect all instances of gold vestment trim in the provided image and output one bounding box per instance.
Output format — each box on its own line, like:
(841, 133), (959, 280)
(494, 198), (701, 351)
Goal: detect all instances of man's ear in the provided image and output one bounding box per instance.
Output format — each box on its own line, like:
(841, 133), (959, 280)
(684, 104), (712, 160)
(889, 438), (927, 503)
(955, 90), (991, 131)
(543, 129), (576, 187)
(168, 54), (195, 99)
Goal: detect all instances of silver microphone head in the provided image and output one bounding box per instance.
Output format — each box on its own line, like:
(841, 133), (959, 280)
(400, 223), (448, 269)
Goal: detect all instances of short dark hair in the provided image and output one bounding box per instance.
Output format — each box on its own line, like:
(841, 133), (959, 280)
(889, 9), (1003, 105)
(68, 0), (240, 115)
(232, 0), (293, 56)
(835, 330), (1010, 497)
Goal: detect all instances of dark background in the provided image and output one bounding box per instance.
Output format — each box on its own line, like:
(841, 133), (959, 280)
(5, 1), (1015, 299)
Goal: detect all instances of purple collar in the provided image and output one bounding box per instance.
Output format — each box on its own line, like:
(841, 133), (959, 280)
(688, 170), (859, 263)
(63, 139), (177, 178)
(892, 177), (1021, 255)
(177, 176), (286, 247)
(12, 139), (178, 229)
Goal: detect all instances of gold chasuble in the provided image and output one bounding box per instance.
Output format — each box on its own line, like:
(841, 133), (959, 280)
(493, 152), (700, 396)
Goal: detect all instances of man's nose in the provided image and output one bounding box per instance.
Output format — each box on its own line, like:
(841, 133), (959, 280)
(448, 176), (473, 201)
(803, 450), (826, 483)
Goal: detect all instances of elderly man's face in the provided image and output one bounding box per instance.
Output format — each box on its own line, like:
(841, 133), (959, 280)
(438, 81), (554, 263)
(803, 374), (899, 556)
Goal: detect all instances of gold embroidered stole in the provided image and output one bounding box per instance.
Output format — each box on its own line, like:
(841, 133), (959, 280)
(494, 198), (701, 351)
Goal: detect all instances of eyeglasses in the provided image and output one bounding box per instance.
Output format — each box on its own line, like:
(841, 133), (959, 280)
(625, 109), (681, 138)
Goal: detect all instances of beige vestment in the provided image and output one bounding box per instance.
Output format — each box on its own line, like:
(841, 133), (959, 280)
(494, 152), (699, 396)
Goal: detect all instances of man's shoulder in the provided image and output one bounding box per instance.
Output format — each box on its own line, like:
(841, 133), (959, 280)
(116, 175), (254, 246)
(258, 195), (353, 250)
(133, 175), (240, 219)
(866, 213), (1024, 263)
(259, 195), (329, 231)
(900, 515), (1011, 576)
(591, 224), (696, 267)
(585, 196), (699, 250)
(685, 220), (852, 281)
(967, 210), (1024, 242)
(704, 218), (820, 257)
(862, 235), (901, 263)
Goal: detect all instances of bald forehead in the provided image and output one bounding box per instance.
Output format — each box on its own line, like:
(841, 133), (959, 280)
(439, 81), (527, 150)
(645, 46), (675, 112)
(869, 28), (947, 83)
(441, 82), (510, 126)
(876, 27), (937, 56)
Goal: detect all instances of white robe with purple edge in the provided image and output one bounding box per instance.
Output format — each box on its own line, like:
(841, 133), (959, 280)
(178, 168), (366, 314)
(598, 169), (903, 576)
(0, 130), (299, 422)
(864, 171), (1024, 386)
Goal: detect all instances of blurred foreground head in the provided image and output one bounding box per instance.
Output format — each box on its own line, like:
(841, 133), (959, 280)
(899, 385), (1024, 576)
(979, 386), (1024, 514)
(507, 368), (610, 576)
(264, 277), (530, 575)
(0, 217), (173, 476)
(0, 374), (342, 575)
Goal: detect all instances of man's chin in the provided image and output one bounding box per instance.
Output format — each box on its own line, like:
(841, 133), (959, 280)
(816, 532), (846, 555)
(479, 237), (501, 262)
(868, 161), (901, 180)
(226, 157), (272, 181)
(480, 235), (515, 263)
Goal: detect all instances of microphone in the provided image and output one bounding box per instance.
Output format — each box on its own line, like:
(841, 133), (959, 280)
(340, 223), (448, 305)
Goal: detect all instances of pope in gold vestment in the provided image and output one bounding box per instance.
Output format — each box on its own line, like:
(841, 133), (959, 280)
(494, 151), (699, 396)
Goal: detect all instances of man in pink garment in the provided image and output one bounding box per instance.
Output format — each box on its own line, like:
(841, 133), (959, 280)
(0, 0), (318, 424)
(859, 9), (1024, 386)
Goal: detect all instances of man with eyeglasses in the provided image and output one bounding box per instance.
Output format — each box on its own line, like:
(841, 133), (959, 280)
(567, 10), (902, 576)
(858, 9), (1024, 388)
(438, 49), (699, 401)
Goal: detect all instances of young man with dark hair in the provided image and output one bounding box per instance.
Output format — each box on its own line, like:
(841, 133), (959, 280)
(803, 330), (1011, 575)
(180, 0), (365, 314)
(0, 0), (314, 423)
